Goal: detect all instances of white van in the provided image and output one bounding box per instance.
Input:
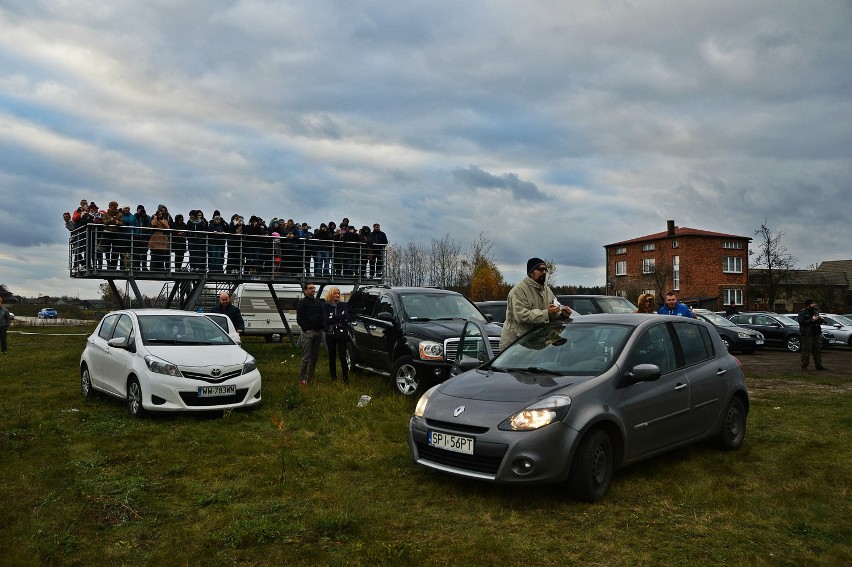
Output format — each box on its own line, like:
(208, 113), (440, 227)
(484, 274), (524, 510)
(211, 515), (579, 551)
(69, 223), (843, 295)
(232, 283), (303, 342)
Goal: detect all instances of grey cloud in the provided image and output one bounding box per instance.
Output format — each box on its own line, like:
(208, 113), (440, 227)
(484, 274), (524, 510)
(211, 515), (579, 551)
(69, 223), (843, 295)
(453, 166), (545, 201)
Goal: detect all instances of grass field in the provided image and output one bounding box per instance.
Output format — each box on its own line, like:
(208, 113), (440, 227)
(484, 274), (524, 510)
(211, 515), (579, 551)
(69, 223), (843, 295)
(0, 326), (850, 566)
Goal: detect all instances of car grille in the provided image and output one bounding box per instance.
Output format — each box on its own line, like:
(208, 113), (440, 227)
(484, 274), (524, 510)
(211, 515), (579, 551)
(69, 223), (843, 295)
(181, 369), (243, 382)
(415, 442), (507, 475)
(179, 388), (249, 406)
(424, 418), (489, 435)
(443, 337), (501, 362)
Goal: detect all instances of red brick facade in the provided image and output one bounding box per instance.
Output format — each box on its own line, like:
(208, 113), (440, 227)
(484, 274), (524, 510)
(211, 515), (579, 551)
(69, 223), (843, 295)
(604, 220), (751, 309)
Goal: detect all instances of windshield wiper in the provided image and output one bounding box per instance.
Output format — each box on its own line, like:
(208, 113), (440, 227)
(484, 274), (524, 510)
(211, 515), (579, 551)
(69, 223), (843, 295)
(498, 366), (563, 376)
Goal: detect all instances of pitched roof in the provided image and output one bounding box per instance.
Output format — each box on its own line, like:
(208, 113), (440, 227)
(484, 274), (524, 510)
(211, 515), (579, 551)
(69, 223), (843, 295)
(606, 226), (752, 247)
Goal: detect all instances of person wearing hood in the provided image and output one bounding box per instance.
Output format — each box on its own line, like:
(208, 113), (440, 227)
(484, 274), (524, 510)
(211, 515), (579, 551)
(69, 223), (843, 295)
(499, 258), (572, 351)
(636, 293), (657, 314)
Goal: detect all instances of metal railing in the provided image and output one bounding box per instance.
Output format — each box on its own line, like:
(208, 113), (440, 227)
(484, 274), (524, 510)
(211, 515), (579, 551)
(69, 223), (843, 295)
(67, 224), (387, 284)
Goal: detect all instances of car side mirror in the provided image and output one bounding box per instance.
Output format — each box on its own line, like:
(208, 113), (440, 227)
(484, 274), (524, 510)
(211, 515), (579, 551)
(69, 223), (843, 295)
(451, 356), (482, 376)
(624, 363), (661, 385)
(483, 313), (494, 323)
(377, 311), (394, 322)
(108, 336), (129, 349)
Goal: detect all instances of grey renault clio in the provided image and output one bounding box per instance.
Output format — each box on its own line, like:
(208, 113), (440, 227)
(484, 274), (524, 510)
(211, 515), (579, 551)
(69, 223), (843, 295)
(408, 314), (748, 502)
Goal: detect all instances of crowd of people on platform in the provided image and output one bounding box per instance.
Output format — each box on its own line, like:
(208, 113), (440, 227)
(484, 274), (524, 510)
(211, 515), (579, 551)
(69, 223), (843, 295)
(64, 198), (389, 279)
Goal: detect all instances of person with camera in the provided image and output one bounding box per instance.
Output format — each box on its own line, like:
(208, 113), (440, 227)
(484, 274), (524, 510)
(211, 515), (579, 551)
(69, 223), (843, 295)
(797, 299), (826, 371)
(322, 287), (349, 383)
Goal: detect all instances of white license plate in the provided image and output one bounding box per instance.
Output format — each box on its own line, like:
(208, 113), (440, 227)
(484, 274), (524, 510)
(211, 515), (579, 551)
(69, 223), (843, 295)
(428, 430), (474, 455)
(756, 340), (764, 345)
(197, 385), (237, 397)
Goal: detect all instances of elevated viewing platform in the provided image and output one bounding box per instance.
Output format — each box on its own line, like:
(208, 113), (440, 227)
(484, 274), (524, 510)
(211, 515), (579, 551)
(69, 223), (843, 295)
(68, 225), (386, 311)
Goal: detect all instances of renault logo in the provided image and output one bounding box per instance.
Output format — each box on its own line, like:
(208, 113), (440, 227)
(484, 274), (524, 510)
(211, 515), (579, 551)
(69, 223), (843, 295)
(211, 368), (221, 377)
(453, 405), (465, 417)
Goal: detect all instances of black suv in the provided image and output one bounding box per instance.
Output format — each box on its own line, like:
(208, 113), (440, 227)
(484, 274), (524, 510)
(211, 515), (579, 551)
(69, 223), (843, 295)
(347, 286), (502, 396)
(727, 312), (806, 352)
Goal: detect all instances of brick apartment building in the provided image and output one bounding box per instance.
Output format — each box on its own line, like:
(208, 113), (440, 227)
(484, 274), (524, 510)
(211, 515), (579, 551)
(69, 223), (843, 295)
(604, 220), (751, 310)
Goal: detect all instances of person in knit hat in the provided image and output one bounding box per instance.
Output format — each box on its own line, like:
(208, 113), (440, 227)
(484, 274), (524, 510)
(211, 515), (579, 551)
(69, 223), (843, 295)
(499, 257), (572, 350)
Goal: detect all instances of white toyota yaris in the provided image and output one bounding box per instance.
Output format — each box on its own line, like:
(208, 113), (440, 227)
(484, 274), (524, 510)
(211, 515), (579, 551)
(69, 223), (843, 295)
(80, 309), (261, 417)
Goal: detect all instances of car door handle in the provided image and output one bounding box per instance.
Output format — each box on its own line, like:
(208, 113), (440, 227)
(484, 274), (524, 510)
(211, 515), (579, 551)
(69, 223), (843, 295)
(368, 325), (377, 330)
(716, 369), (727, 376)
(674, 383), (687, 391)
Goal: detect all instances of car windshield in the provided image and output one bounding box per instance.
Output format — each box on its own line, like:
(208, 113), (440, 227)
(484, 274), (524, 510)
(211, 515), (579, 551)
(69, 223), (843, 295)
(697, 311), (738, 328)
(139, 314), (234, 345)
(490, 322), (632, 376)
(830, 315), (852, 326)
(595, 297), (638, 314)
(400, 293), (486, 322)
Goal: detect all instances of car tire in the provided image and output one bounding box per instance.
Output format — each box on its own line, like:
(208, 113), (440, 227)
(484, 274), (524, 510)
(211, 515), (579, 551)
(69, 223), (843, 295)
(568, 429), (613, 503)
(717, 396), (747, 451)
(127, 376), (146, 418)
(265, 333), (283, 343)
(720, 337), (732, 352)
(81, 365), (94, 398)
(392, 355), (425, 397)
(786, 335), (801, 352)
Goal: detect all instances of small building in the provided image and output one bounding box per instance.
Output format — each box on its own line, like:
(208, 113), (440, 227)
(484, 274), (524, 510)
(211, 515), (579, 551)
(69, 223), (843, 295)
(604, 220), (751, 310)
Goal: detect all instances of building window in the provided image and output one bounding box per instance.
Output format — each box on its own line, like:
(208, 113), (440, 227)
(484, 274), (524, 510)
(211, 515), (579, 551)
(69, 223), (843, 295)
(641, 243), (655, 252)
(615, 260), (627, 276)
(642, 258), (655, 274)
(723, 289), (743, 305)
(672, 256), (680, 291)
(723, 241), (743, 249)
(723, 256), (743, 273)
(615, 247), (626, 255)
(672, 240), (679, 249)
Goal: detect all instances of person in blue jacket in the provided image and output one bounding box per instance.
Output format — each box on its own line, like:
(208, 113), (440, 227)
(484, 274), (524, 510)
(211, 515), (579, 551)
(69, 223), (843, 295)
(657, 291), (695, 318)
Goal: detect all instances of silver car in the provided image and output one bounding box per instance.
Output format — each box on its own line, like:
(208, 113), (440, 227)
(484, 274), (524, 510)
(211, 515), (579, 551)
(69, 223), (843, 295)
(80, 309), (261, 417)
(408, 314), (748, 502)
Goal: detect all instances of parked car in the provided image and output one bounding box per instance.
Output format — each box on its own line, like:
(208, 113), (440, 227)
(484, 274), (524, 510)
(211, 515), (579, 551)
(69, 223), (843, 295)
(727, 312), (835, 352)
(347, 285), (503, 397)
(409, 314), (749, 502)
(819, 314), (852, 347)
(79, 309), (262, 417)
(475, 300), (507, 326)
(554, 294), (637, 315)
(779, 313), (840, 348)
(38, 308), (58, 319)
(693, 309), (764, 354)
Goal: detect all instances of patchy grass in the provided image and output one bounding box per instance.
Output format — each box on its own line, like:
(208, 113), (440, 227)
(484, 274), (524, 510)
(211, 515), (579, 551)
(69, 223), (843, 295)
(0, 328), (850, 565)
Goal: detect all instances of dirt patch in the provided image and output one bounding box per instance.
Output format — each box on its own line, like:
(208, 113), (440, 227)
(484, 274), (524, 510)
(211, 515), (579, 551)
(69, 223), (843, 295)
(738, 347), (852, 394)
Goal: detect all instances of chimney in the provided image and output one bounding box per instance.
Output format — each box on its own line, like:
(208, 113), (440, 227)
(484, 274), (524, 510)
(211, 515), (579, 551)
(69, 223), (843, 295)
(667, 220), (676, 236)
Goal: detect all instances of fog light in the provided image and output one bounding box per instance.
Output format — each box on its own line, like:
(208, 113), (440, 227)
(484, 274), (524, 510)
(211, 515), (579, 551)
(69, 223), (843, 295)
(511, 458), (535, 476)
(151, 395), (167, 406)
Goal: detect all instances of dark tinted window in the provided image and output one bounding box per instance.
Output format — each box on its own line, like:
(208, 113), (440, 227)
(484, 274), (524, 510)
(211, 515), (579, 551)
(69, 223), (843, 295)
(674, 323), (715, 365)
(98, 314), (120, 340)
(625, 324), (676, 373)
(376, 295), (395, 317)
(350, 291), (379, 317)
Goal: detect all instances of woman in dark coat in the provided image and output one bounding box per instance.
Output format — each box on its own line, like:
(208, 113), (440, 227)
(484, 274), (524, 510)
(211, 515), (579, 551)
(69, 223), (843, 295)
(322, 287), (349, 383)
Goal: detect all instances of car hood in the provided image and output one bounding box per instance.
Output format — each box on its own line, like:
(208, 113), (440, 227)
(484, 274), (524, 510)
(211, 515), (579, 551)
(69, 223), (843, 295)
(404, 319), (501, 340)
(144, 345), (247, 367)
(731, 325), (762, 337)
(436, 368), (586, 402)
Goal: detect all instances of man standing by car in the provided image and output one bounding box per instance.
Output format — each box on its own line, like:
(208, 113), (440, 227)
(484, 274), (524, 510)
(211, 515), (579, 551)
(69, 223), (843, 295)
(658, 291), (696, 318)
(798, 299), (826, 371)
(500, 258), (572, 350)
(211, 292), (245, 335)
(296, 283), (325, 385)
(0, 297), (11, 354)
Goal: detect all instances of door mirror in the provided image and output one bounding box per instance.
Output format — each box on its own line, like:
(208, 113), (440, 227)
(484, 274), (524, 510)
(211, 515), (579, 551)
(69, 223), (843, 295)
(624, 363), (662, 385)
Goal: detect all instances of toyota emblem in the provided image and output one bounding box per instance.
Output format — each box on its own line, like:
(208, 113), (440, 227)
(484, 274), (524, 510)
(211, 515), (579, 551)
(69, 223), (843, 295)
(211, 368), (221, 377)
(453, 405), (465, 417)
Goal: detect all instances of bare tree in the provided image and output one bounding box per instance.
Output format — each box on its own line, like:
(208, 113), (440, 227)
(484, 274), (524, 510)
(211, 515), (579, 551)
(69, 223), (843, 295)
(751, 221), (798, 310)
(428, 234), (463, 289)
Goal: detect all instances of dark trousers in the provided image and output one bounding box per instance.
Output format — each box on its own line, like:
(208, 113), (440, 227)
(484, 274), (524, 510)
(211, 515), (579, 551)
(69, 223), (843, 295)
(800, 334), (823, 368)
(0, 326), (7, 353)
(325, 336), (349, 381)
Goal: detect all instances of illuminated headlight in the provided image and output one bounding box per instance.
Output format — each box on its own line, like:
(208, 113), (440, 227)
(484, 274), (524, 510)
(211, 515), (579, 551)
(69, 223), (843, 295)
(499, 396), (572, 431)
(144, 355), (183, 377)
(243, 357), (257, 374)
(414, 384), (440, 417)
(418, 341), (444, 360)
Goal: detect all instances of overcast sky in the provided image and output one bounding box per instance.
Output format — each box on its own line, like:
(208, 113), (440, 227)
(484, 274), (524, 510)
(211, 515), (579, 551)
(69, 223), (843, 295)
(1, 1), (850, 299)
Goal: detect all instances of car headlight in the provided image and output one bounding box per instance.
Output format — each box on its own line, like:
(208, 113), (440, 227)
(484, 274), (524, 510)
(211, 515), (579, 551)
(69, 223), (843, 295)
(243, 357), (257, 374)
(737, 332), (751, 339)
(499, 395), (572, 431)
(418, 340), (444, 361)
(144, 355), (183, 377)
(414, 384), (440, 417)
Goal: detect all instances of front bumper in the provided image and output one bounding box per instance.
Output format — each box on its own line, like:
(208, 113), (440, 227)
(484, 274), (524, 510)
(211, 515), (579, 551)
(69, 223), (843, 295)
(140, 369), (262, 412)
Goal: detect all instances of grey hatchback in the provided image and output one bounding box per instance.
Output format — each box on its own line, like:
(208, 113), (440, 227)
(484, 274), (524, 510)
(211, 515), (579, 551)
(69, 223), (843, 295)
(408, 314), (748, 502)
